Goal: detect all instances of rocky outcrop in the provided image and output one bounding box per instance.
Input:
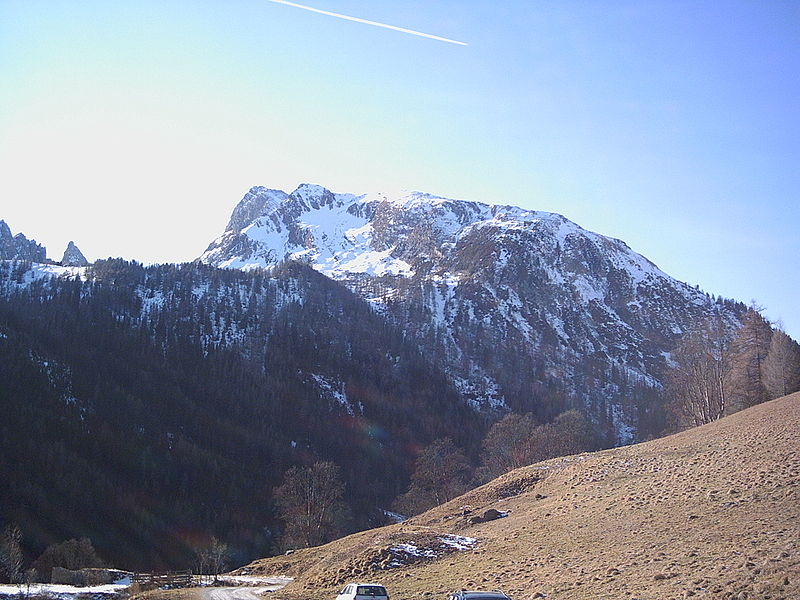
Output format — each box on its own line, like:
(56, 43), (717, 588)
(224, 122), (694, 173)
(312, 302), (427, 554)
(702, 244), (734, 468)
(61, 241), (90, 266)
(0, 220), (47, 262)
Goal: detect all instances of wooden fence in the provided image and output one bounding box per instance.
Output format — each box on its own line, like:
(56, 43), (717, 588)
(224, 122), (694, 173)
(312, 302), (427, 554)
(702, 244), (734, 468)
(131, 571), (193, 588)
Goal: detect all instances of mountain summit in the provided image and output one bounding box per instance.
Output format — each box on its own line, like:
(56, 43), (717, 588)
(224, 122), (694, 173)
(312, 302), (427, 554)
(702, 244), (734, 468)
(0, 219), (47, 262)
(201, 184), (660, 282)
(61, 241), (89, 267)
(200, 184), (744, 435)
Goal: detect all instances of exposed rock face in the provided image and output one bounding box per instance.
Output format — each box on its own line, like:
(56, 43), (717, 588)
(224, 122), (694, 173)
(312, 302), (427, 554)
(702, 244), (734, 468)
(0, 220), (47, 262)
(199, 184), (745, 436)
(61, 241), (90, 266)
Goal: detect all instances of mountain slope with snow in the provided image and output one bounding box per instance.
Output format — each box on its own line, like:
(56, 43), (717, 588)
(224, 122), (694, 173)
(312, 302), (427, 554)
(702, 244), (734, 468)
(200, 184), (745, 435)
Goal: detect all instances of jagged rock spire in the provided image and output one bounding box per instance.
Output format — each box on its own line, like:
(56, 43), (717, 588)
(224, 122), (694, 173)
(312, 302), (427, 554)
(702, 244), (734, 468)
(61, 241), (90, 267)
(0, 219), (47, 262)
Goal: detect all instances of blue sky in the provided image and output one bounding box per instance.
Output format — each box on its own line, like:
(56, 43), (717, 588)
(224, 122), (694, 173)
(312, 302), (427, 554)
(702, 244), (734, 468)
(1, 1), (798, 338)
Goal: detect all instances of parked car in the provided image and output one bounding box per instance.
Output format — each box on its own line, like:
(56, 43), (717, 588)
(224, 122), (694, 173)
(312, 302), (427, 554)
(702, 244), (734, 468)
(336, 583), (389, 600)
(447, 591), (512, 600)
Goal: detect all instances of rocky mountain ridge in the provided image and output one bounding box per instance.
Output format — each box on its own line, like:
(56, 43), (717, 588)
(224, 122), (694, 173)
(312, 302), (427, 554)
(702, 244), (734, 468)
(0, 220), (89, 266)
(200, 184), (746, 435)
(0, 219), (47, 263)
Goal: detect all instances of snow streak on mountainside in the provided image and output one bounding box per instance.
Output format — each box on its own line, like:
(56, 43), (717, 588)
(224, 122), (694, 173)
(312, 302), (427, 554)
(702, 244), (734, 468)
(200, 184), (744, 437)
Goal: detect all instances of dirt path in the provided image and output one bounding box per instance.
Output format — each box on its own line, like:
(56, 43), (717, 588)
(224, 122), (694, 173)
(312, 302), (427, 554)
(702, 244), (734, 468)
(203, 586), (278, 600)
(200, 577), (293, 600)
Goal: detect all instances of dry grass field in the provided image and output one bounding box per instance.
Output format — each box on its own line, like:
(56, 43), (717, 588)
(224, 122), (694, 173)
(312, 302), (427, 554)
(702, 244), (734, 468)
(235, 392), (800, 600)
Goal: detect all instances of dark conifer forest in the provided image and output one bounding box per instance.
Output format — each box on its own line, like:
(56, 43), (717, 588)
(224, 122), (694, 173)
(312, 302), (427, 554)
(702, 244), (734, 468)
(0, 260), (484, 570)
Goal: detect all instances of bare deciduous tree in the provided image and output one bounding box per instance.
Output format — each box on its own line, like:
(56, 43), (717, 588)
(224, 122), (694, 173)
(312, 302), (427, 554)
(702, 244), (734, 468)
(32, 537), (104, 577)
(668, 318), (734, 427)
(393, 438), (472, 516)
(729, 306), (772, 410)
(274, 461), (349, 549)
(477, 410), (602, 482)
(208, 537), (229, 581)
(478, 413), (538, 481)
(23, 568), (37, 596)
(763, 328), (800, 399)
(192, 537), (229, 582)
(0, 524), (23, 584)
(193, 545), (209, 582)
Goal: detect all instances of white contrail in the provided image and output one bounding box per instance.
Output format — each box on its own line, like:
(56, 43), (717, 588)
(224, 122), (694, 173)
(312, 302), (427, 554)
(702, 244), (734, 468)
(266, 0), (468, 46)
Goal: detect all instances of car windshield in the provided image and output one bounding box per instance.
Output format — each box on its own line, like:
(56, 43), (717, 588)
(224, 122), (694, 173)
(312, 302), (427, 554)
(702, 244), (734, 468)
(356, 587), (386, 596)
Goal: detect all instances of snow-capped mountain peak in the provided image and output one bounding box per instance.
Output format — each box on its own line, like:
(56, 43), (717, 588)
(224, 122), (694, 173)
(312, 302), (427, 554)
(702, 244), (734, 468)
(200, 185), (671, 291)
(198, 183), (738, 429)
(224, 187), (290, 233)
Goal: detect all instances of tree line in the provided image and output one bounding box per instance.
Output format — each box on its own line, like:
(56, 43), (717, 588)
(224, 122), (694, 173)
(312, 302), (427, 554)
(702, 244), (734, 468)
(667, 306), (800, 428)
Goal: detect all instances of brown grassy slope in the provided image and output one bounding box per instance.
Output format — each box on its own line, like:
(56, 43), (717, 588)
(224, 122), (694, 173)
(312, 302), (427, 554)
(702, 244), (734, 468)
(239, 393), (800, 600)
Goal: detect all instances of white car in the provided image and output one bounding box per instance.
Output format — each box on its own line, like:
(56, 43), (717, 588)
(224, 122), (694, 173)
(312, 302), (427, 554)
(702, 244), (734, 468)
(336, 583), (389, 600)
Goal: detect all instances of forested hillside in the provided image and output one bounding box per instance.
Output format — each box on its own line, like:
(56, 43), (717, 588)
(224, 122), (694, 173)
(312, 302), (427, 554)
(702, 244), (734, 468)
(1, 247), (797, 575)
(0, 259), (485, 570)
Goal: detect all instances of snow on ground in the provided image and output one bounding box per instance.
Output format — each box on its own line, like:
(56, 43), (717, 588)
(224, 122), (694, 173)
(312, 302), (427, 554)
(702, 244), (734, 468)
(27, 263), (87, 281)
(311, 374), (355, 415)
(382, 509), (406, 524)
(0, 575), (292, 599)
(610, 402), (636, 445)
(214, 575), (293, 587)
(0, 260), (86, 292)
(452, 369), (506, 412)
(0, 580), (129, 598)
(385, 534), (478, 568)
(438, 534), (478, 551)
(200, 576), (293, 600)
(392, 543), (437, 559)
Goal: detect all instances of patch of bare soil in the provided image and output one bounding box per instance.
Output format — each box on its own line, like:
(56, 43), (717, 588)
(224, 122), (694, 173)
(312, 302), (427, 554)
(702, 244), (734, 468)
(240, 393), (800, 600)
